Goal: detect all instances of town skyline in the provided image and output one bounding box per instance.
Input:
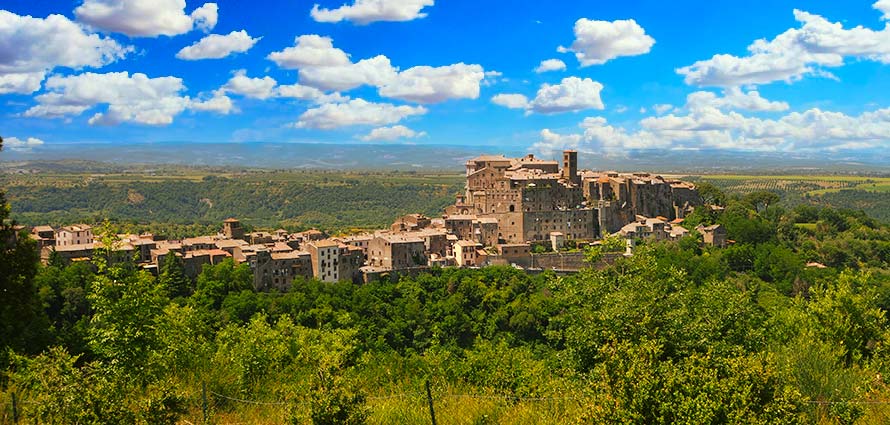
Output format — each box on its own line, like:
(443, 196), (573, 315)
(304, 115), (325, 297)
(2, 0), (890, 158)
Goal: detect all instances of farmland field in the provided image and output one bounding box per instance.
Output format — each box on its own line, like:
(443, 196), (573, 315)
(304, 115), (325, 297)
(687, 174), (890, 222)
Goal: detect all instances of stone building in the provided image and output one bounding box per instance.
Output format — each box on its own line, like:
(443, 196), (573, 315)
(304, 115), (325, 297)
(222, 218), (245, 240)
(367, 234), (427, 270)
(696, 224), (727, 248)
(391, 214), (432, 232)
(55, 224), (93, 247)
(454, 240), (482, 267)
(446, 151), (596, 243)
(582, 172), (702, 234)
(308, 239), (342, 283)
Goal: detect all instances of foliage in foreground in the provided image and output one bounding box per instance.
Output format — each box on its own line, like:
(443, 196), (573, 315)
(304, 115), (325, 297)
(3, 171), (890, 423)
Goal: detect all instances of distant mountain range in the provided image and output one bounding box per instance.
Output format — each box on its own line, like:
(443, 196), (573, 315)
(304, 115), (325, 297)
(2, 142), (888, 174)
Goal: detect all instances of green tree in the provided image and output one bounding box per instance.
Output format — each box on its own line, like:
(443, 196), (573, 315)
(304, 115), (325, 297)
(695, 181), (727, 206)
(0, 136), (52, 365)
(192, 258), (253, 311)
(88, 265), (169, 383)
(159, 253), (192, 298)
(743, 191), (781, 213)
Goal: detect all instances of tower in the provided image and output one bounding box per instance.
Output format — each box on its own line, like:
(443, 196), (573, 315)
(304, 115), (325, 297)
(562, 150), (579, 185)
(223, 218), (244, 240)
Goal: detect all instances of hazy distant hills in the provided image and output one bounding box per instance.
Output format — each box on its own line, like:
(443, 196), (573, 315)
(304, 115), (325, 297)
(2, 142), (888, 174)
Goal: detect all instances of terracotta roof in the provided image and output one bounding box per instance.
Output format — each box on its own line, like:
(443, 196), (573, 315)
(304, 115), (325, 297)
(272, 251), (310, 260)
(455, 240), (480, 247)
(310, 239), (341, 248)
(215, 239), (248, 248)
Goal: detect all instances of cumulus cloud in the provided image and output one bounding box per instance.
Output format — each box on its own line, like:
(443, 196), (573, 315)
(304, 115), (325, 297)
(0, 10), (131, 94)
(535, 58), (567, 73)
(378, 63), (484, 103)
(875, 0), (890, 20)
(299, 55), (398, 92)
(535, 129), (582, 153)
(686, 88), (789, 112)
(295, 98), (427, 129)
(677, 7), (890, 87)
(491, 93), (529, 109)
(493, 77), (604, 114)
(176, 30), (260, 60)
(268, 34), (484, 102)
(311, 0), (434, 24)
(3, 136), (45, 152)
(534, 104), (890, 155)
(74, 0), (218, 37)
(267, 35), (352, 68)
(557, 18), (655, 66)
(212, 70), (349, 106)
(222, 70), (277, 99)
(277, 83), (350, 104)
(360, 125), (426, 141)
(23, 71), (227, 125)
(268, 35), (396, 91)
(189, 90), (235, 114)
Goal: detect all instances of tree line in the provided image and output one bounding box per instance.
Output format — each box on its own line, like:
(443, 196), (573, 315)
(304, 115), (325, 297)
(3, 137), (890, 423)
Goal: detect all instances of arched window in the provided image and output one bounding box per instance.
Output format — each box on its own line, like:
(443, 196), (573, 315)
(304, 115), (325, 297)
(509, 205), (515, 212)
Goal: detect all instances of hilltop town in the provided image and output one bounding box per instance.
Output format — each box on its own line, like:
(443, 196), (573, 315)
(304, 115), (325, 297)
(24, 151), (724, 289)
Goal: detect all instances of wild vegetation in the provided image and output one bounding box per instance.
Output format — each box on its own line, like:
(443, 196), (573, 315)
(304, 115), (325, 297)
(3, 141), (890, 423)
(686, 174), (890, 223)
(2, 164), (888, 240)
(1, 168), (464, 236)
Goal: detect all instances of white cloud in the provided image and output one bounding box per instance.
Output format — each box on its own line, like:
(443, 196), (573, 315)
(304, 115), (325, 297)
(222, 70), (278, 100)
(875, 0), (890, 20)
(491, 93), (529, 109)
(653, 104), (673, 115)
(677, 7), (890, 87)
(189, 90), (235, 114)
(0, 11), (131, 94)
(615, 105), (628, 113)
(176, 30), (260, 60)
(23, 71), (226, 125)
(3, 136), (45, 152)
(0, 73), (46, 96)
(209, 70), (348, 105)
(534, 129), (583, 154)
(268, 35), (396, 91)
(277, 84), (349, 104)
(535, 58), (567, 73)
(295, 98), (426, 129)
(482, 70), (507, 86)
(360, 125), (426, 141)
(267, 35), (352, 68)
(268, 34), (484, 102)
(74, 0), (218, 37)
(378, 63), (484, 103)
(311, 0), (434, 24)
(557, 18), (655, 66)
(529, 77), (604, 114)
(686, 88), (789, 112)
(491, 77), (605, 114)
(190, 3), (218, 32)
(534, 103), (890, 154)
(299, 55), (398, 92)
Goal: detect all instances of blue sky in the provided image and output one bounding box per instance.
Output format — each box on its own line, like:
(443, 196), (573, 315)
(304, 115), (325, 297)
(2, 0), (890, 156)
